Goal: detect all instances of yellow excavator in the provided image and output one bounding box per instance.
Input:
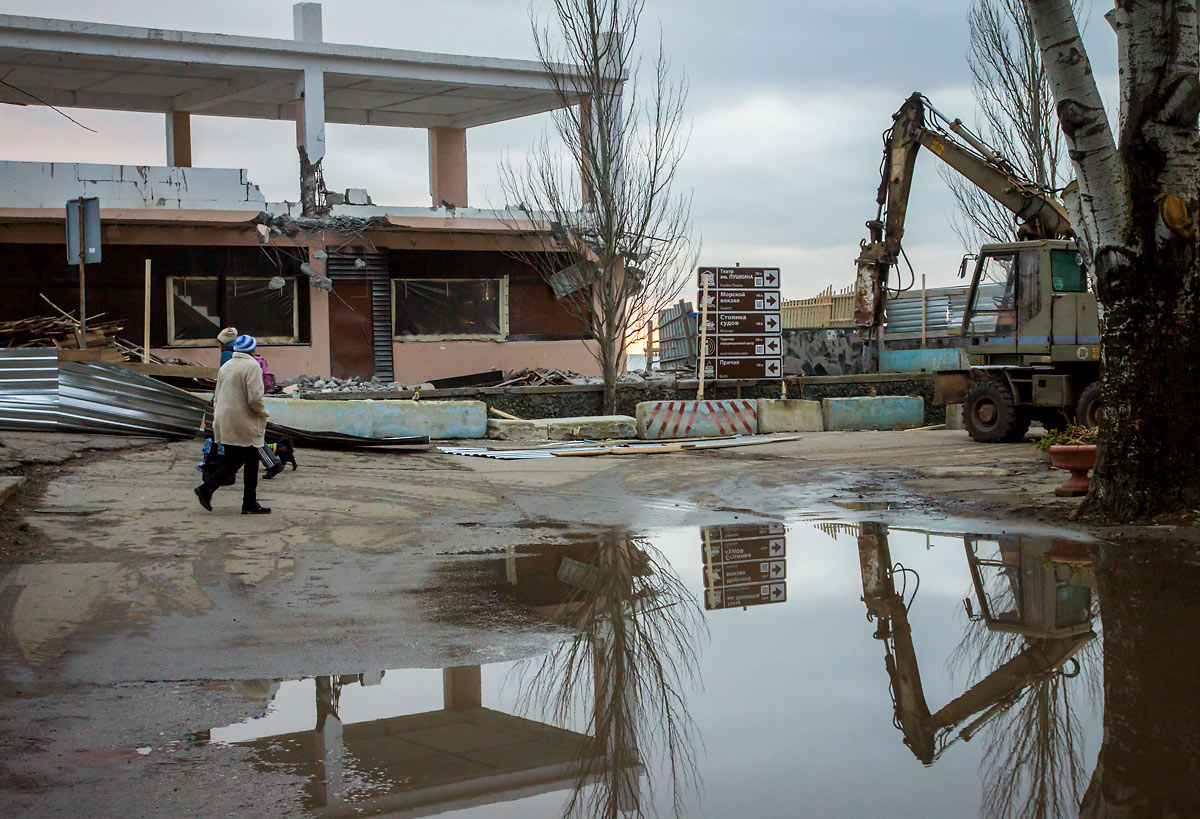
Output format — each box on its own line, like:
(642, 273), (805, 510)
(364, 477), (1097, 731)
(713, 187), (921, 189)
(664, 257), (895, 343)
(855, 93), (1102, 442)
(856, 522), (1096, 763)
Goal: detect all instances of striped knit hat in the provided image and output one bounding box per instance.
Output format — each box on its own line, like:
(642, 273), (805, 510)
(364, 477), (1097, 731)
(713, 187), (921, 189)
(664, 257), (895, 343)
(232, 334), (258, 353)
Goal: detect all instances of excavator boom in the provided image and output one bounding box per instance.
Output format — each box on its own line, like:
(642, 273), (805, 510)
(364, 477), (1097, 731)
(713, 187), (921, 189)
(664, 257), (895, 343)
(853, 92), (1072, 326)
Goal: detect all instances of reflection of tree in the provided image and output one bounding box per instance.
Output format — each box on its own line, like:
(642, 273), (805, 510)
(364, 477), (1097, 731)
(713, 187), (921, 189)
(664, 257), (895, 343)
(949, 537), (1100, 819)
(1080, 541), (1200, 817)
(513, 530), (707, 819)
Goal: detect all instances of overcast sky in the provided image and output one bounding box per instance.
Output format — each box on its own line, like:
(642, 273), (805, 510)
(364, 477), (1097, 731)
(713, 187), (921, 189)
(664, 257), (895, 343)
(0, 0), (1117, 299)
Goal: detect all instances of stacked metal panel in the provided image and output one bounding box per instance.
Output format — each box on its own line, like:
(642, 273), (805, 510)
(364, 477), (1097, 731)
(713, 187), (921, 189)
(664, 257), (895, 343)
(0, 349), (210, 437)
(656, 299), (697, 371)
(883, 286), (969, 340)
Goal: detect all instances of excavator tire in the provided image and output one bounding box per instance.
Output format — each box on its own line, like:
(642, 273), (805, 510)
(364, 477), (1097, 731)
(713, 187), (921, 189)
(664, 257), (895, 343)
(1076, 382), (1101, 429)
(963, 380), (1027, 443)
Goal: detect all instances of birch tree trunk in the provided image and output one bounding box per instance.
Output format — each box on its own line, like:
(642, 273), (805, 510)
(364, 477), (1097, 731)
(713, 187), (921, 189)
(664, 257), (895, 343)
(1026, 0), (1200, 521)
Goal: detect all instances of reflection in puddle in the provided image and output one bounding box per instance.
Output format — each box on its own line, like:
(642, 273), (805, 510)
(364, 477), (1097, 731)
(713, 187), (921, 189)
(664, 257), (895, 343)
(47, 518), (1195, 817)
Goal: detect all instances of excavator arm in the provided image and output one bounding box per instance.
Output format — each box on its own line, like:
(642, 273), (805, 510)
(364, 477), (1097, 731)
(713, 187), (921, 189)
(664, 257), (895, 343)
(853, 92), (1073, 326)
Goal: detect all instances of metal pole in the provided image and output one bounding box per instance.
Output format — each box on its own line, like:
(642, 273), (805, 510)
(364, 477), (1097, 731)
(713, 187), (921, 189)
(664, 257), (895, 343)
(921, 273), (927, 348)
(77, 196), (87, 349)
(696, 276), (711, 400)
(143, 259), (152, 363)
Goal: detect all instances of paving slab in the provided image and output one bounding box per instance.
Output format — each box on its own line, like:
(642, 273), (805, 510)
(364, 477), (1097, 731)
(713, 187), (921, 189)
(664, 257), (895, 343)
(486, 419), (546, 441)
(756, 399), (824, 433)
(540, 415), (636, 441)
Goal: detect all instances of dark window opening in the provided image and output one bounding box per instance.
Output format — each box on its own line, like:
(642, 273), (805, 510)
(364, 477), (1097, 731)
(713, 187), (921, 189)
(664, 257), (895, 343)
(393, 278), (506, 339)
(168, 276), (300, 345)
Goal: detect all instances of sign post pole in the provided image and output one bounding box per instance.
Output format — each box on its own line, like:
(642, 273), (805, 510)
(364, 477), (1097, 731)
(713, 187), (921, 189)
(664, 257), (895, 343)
(696, 276), (710, 400)
(76, 196), (87, 349)
(143, 259), (152, 363)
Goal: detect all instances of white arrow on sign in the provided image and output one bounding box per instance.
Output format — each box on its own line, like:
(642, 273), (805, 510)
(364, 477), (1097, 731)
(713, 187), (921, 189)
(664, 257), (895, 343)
(769, 538), (784, 554)
(765, 315), (780, 332)
(764, 292), (780, 310)
(767, 337), (780, 354)
(766, 360), (781, 377)
(764, 269), (779, 287)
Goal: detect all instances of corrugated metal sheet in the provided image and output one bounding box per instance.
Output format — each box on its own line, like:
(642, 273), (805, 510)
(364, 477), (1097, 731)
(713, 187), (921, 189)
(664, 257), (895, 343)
(884, 287), (969, 337)
(328, 249), (394, 380)
(656, 300), (697, 370)
(0, 348), (60, 432)
(0, 349), (210, 437)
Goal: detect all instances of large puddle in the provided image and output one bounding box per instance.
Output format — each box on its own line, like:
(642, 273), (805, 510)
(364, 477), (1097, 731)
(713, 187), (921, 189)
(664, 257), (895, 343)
(5, 512), (1198, 816)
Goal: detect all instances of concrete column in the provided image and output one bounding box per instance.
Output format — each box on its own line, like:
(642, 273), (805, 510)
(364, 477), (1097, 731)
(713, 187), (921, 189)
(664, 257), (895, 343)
(296, 68), (326, 215)
(165, 111), (192, 167)
(428, 126), (468, 208)
(293, 2), (323, 42)
(442, 665), (482, 710)
(579, 94), (593, 206)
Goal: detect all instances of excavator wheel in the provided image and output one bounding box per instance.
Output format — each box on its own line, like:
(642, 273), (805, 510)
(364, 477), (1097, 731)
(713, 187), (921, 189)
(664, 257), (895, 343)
(963, 380), (1028, 443)
(1076, 382), (1101, 429)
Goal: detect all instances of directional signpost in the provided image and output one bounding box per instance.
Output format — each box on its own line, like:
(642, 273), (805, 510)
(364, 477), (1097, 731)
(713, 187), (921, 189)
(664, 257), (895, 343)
(701, 523), (787, 611)
(696, 267), (782, 385)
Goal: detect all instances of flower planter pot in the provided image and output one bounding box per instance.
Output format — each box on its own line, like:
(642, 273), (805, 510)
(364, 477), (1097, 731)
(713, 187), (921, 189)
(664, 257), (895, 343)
(1048, 444), (1097, 497)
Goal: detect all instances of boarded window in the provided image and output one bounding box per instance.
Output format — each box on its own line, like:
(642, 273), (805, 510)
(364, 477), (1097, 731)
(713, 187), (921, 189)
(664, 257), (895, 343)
(392, 278), (507, 339)
(167, 276), (299, 346)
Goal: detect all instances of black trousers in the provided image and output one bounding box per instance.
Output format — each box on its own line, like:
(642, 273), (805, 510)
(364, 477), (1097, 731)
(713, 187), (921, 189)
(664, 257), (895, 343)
(200, 444), (259, 508)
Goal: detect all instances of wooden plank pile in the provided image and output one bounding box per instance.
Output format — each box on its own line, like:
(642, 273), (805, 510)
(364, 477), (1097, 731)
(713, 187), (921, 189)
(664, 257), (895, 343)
(0, 313), (124, 350)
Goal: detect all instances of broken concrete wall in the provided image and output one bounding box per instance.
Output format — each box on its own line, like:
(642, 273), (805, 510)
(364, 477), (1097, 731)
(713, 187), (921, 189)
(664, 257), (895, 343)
(0, 161), (266, 210)
(783, 328), (878, 377)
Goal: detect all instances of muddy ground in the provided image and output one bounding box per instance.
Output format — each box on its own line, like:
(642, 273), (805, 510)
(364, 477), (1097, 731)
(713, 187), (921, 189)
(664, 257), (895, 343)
(0, 429), (1144, 816)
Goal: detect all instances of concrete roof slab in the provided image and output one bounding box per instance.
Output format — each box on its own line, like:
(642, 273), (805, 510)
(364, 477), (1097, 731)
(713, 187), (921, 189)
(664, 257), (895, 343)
(0, 12), (611, 129)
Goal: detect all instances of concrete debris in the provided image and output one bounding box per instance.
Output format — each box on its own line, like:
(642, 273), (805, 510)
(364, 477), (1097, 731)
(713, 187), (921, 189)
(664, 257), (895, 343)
(275, 374), (417, 394)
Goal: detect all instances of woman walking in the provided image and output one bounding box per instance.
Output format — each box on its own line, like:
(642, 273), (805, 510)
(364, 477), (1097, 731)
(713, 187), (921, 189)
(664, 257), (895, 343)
(195, 334), (272, 514)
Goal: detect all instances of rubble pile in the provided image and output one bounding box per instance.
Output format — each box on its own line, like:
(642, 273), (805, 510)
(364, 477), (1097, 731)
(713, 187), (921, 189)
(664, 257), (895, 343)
(274, 374), (423, 395)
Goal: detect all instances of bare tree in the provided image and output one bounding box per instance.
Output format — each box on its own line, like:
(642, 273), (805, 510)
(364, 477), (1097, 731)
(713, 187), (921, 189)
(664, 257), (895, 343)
(500, 0), (698, 414)
(942, 0), (1077, 250)
(1023, 0), (1200, 521)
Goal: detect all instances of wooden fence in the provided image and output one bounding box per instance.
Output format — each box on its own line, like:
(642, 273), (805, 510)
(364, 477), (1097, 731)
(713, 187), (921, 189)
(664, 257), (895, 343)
(781, 285), (856, 329)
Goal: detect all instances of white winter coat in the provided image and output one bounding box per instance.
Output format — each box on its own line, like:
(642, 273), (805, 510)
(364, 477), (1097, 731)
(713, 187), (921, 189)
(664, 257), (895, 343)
(212, 352), (269, 447)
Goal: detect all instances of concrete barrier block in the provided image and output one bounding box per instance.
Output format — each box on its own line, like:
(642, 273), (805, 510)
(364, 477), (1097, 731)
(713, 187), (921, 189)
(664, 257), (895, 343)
(486, 419), (546, 441)
(821, 396), (925, 431)
(636, 400), (758, 439)
(539, 415), (636, 441)
(944, 403), (964, 430)
(756, 399), (824, 432)
(264, 398), (486, 439)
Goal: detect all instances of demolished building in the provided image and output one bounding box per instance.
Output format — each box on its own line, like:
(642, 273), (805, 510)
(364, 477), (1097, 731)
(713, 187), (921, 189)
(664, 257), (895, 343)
(0, 3), (603, 383)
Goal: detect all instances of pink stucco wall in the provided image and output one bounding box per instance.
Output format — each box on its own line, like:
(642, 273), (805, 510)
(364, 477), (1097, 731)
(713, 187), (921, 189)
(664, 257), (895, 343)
(392, 339), (600, 383)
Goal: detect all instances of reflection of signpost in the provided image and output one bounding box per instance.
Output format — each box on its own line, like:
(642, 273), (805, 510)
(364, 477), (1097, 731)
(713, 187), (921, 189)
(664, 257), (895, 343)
(696, 267), (783, 382)
(701, 523), (787, 611)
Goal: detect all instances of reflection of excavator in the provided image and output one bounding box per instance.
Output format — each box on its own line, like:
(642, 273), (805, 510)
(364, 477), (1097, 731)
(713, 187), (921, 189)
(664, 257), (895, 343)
(855, 93), (1102, 442)
(857, 523), (1095, 764)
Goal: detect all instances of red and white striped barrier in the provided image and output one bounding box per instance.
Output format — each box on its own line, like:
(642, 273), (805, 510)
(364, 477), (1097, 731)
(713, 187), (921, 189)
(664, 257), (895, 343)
(635, 399), (759, 440)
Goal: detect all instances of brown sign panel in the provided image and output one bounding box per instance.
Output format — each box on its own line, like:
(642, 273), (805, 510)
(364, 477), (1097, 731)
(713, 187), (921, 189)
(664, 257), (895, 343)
(708, 523), (786, 540)
(705, 535), (786, 563)
(703, 312), (782, 335)
(702, 358), (783, 379)
(698, 267), (781, 289)
(704, 335), (783, 358)
(706, 582), (787, 610)
(700, 289), (782, 313)
(705, 559), (787, 587)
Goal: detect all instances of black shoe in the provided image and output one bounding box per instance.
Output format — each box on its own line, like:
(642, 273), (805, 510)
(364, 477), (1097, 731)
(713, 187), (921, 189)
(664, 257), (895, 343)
(194, 486), (213, 512)
(264, 462), (284, 480)
(241, 504), (272, 515)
